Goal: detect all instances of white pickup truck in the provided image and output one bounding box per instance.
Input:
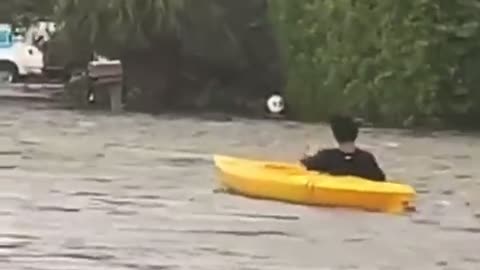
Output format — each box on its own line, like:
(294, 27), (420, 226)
(0, 23), (44, 83)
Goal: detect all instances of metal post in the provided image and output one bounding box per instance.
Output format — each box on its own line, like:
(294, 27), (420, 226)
(109, 83), (123, 113)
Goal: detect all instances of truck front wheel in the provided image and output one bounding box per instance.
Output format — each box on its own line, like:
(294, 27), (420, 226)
(0, 62), (19, 83)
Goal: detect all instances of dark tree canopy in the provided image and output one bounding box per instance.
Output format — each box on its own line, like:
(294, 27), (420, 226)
(0, 0), (54, 26)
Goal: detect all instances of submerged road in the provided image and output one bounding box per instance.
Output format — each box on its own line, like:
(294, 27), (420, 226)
(0, 100), (479, 269)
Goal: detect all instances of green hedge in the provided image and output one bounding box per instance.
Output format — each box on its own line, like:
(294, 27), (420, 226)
(270, 0), (480, 127)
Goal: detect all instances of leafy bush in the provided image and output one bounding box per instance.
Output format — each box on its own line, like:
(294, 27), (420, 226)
(271, 0), (480, 127)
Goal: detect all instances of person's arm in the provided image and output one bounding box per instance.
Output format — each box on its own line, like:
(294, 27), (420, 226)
(367, 154), (386, 181)
(300, 150), (328, 171)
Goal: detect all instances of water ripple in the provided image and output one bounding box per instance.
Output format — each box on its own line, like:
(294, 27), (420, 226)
(225, 213), (300, 221)
(45, 252), (115, 262)
(36, 206), (82, 213)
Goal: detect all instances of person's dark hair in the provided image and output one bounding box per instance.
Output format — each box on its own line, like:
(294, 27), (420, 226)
(329, 114), (359, 143)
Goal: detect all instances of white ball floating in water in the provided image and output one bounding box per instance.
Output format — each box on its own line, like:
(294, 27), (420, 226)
(266, 94), (285, 114)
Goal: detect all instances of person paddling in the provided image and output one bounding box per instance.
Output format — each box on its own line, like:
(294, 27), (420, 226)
(301, 114), (386, 182)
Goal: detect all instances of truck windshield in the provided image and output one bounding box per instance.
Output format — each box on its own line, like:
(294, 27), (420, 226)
(0, 30), (12, 48)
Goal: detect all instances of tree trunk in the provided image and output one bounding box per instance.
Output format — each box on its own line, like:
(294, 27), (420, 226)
(122, 37), (181, 113)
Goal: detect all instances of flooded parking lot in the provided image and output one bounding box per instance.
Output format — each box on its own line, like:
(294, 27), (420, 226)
(0, 100), (479, 269)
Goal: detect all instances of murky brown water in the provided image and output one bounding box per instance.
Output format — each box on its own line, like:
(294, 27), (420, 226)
(0, 100), (479, 269)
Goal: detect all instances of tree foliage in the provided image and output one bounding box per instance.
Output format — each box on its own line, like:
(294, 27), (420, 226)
(4, 0), (480, 127)
(271, 0), (480, 127)
(54, 0), (186, 57)
(0, 0), (54, 27)
(52, 0), (283, 112)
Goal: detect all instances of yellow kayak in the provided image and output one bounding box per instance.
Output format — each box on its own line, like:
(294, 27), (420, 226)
(213, 155), (416, 214)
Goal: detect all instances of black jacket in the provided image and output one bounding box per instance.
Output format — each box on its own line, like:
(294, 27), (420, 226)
(301, 148), (386, 181)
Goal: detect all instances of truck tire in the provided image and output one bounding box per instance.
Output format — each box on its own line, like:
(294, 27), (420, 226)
(0, 62), (19, 83)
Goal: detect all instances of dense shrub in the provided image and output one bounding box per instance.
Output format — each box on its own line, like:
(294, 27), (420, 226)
(271, 0), (480, 127)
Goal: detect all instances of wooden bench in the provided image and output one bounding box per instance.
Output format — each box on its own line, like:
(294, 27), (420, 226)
(87, 60), (123, 113)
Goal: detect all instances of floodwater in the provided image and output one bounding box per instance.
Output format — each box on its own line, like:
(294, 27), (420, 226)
(0, 100), (479, 270)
